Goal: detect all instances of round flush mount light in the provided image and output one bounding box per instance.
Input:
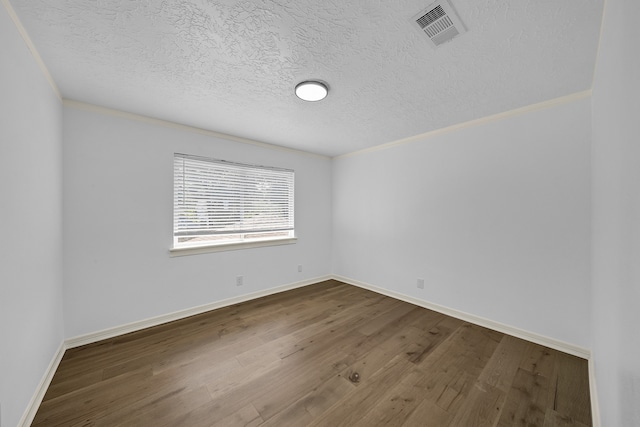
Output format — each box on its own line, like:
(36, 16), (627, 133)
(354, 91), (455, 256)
(295, 80), (328, 102)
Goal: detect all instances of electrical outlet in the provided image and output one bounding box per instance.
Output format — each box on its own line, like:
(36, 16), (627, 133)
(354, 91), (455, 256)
(236, 276), (243, 286)
(417, 278), (425, 289)
(298, 264), (302, 273)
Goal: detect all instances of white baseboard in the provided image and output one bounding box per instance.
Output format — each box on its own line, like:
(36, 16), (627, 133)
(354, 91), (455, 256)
(588, 358), (601, 427)
(331, 276), (601, 424)
(65, 275), (331, 349)
(333, 274), (591, 360)
(60, 272), (593, 357)
(18, 342), (66, 427)
(24, 274), (598, 426)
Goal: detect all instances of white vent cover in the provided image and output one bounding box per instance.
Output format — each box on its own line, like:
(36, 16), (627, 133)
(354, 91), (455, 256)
(411, 0), (467, 48)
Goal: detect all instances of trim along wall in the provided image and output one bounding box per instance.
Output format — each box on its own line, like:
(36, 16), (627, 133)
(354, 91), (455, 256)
(19, 274), (594, 427)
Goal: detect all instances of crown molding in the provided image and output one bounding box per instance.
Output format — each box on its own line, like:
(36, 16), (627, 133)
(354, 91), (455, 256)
(2, 0), (61, 100)
(591, 0), (608, 90)
(63, 99), (330, 160)
(336, 90), (593, 160)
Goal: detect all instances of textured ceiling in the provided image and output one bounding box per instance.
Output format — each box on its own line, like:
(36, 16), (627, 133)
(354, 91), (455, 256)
(10, 0), (604, 157)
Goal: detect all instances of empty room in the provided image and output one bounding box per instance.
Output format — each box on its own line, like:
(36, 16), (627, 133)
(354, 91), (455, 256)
(1, 0), (638, 426)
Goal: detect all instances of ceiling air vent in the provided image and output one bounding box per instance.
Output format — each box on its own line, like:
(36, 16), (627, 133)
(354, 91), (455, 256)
(411, 0), (467, 48)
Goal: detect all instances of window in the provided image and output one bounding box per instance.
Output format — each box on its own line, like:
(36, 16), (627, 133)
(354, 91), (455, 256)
(172, 153), (295, 252)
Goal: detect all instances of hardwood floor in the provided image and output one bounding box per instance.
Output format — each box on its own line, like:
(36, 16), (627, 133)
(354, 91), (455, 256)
(32, 280), (592, 426)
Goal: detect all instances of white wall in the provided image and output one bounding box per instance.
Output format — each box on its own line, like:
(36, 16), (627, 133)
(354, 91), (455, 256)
(6, 1), (632, 424)
(333, 98), (592, 348)
(0, 4), (64, 427)
(591, 0), (640, 425)
(62, 105), (333, 338)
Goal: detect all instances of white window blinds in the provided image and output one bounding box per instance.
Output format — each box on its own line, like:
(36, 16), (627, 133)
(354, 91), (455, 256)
(174, 154), (294, 246)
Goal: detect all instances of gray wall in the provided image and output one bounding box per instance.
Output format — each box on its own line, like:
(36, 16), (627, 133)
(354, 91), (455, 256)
(0, 5), (64, 427)
(333, 98), (592, 349)
(591, 0), (640, 424)
(7, 0), (640, 424)
(62, 106), (333, 337)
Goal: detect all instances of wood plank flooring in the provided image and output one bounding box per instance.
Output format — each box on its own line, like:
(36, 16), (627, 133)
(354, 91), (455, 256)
(32, 280), (592, 426)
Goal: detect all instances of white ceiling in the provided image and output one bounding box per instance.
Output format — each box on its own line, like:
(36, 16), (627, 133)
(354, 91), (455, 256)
(10, 0), (604, 157)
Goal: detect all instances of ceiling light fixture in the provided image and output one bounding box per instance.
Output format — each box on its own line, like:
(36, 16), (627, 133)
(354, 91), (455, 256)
(295, 80), (328, 102)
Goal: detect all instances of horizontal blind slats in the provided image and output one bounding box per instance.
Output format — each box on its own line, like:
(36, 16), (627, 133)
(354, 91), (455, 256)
(174, 155), (294, 238)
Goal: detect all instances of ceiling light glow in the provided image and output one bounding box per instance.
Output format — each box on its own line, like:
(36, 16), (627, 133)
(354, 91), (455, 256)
(295, 81), (328, 102)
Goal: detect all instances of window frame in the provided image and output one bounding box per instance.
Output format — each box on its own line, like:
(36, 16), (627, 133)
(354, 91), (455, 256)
(170, 153), (296, 256)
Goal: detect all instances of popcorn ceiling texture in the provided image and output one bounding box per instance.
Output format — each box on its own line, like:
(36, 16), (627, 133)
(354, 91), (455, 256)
(11, 0), (604, 156)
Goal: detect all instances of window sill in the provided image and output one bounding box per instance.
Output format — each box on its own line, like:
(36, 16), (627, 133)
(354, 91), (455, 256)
(169, 237), (297, 257)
